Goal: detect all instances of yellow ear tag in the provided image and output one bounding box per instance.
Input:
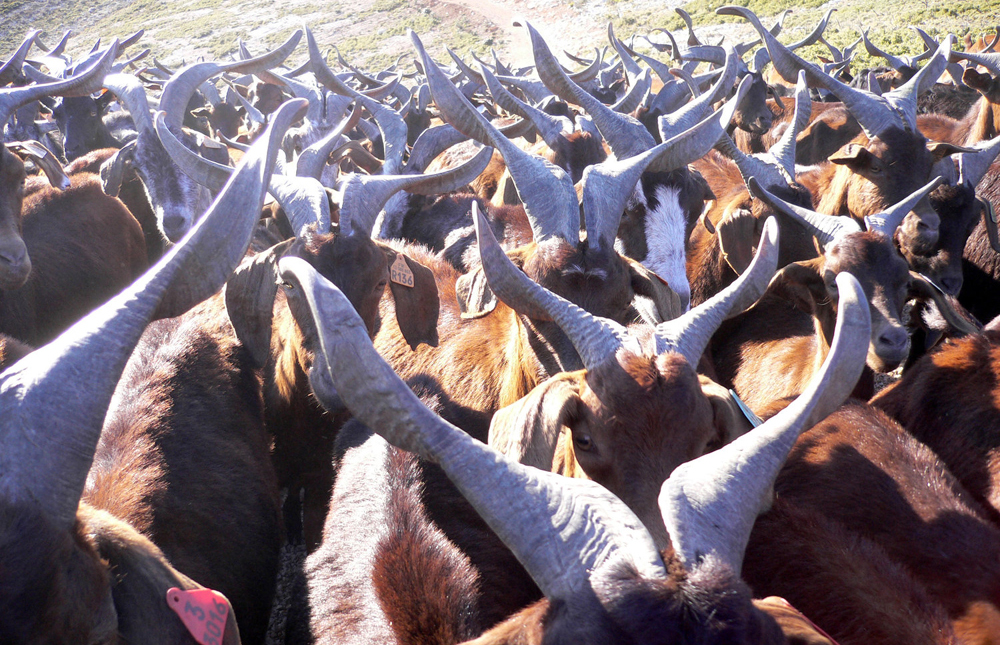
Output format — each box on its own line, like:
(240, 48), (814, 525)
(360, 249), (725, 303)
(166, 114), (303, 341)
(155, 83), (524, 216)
(390, 255), (414, 288)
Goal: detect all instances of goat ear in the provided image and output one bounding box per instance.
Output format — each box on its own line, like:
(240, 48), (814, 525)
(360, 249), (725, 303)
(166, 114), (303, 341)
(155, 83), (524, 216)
(699, 375), (755, 452)
(385, 250), (440, 350)
(456, 265), (499, 319)
(190, 106), (213, 119)
(489, 377), (582, 473)
(627, 257), (684, 324)
(753, 597), (837, 645)
(927, 141), (975, 162)
(490, 171), (520, 208)
(907, 271), (982, 338)
(718, 206), (758, 276)
(224, 239), (294, 368)
(828, 143), (872, 168)
(87, 512), (242, 645)
(99, 140), (136, 198)
(768, 260), (829, 315)
(964, 67), (993, 94)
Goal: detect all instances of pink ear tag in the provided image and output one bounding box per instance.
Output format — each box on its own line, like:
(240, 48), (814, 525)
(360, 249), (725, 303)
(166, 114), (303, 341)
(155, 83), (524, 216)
(167, 587), (230, 645)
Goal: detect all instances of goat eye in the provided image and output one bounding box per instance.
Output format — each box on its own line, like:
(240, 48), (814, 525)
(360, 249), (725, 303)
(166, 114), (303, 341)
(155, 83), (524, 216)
(574, 434), (594, 452)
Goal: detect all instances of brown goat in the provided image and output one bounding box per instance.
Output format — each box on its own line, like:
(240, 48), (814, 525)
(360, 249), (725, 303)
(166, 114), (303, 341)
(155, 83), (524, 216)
(872, 325), (1000, 523)
(750, 401), (1000, 642)
(917, 68), (1000, 145)
(0, 151), (147, 345)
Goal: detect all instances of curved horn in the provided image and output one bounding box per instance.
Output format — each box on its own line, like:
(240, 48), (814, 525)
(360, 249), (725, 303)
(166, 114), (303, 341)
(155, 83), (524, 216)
(884, 35), (954, 129)
(0, 30), (39, 86)
(306, 26), (364, 99)
(103, 71), (155, 137)
(521, 19), (656, 159)
(413, 29), (578, 244)
(718, 5), (909, 138)
(608, 23), (643, 85)
(864, 176), (945, 237)
(404, 124), (470, 175)
(0, 42), (115, 127)
(473, 202), (634, 368)
(0, 97), (303, 531)
(480, 63), (571, 151)
(957, 136), (1000, 189)
(767, 69), (810, 178)
(676, 7), (702, 46)
(949, 48), (1000, 77)
(295, 102), (362, 180)
(861, 30), (908, 71)
(355, 94), (407, 175)
(660, 270), (871, 574)
(654, 217), (780, 366)
(747, 176), (861, 248)
(339, 146), (494, 237)
(659, 44), (740, 142)
(279, 255), (667, 601)
(610, 68), (651, 114)
(786, 9), (836, 50)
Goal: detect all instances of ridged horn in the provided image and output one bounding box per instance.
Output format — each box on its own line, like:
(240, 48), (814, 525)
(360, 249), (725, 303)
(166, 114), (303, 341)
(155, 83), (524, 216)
(279, 255), (668, 602)
(473, 202), (635, 369)
(339, 146), (494, 238)
(0, 30), (39, 86)
(610, 68), (651, 114)
(520, 19), (656, 159)
(747, 176), (861, 248)
(295, 102), (362, 180)
(0, 42), (115, 128)
(654, 217), (780, 366)
(659, 44), (739, 142)
(786, 9), (836, 50)
(354, 94), (408, 175)
(413, 29), (578, 244)
(676, 7), (701, 46)
(608, 23), (643, 85)
(480, 64), (572, 151)
(949, 48), (1000, 77)
(863, 176), (945, 238)
(660, 270), (871, 574)
(404, 124), (470, 175)
(0, 97), (301, 531)
(957, 136), (1000, 189)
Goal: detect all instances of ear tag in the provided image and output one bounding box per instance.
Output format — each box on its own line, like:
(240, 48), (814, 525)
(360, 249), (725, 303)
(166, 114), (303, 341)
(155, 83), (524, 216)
(390, 255), (415, 288)
(729, 389), (763, 428)
(167, 587), (229, 645)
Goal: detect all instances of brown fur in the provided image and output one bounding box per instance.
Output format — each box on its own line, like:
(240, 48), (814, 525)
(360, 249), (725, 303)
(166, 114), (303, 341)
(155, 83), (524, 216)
(917, 68), (1000, 146)
(774, 401), (1000, 638)
(745, 498), (959, 645)
(873, 330), (1000, 523)
(0, 171), (147, 345)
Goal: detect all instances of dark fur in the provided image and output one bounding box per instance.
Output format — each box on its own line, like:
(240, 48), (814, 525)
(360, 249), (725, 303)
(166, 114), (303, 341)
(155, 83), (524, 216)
(959, 161), (1000, 322)
(0, 170), (147, 345)
(917, 69), (1000, 145)
(769, 401), (1000, 640)
(51, 92), (121, 161)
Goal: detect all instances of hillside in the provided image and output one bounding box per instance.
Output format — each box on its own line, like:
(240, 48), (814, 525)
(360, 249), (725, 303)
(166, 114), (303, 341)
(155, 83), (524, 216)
(2, 0), (1000, 78)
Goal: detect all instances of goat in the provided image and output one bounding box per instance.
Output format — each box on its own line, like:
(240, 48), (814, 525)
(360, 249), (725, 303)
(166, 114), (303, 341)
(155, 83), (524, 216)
(958, 160), (1000, 322)
(51, 91), (123, 161)
(0, 97), (305, 645)
(917, 64), (1000, 146)
(746, 400), (1000, 642)
(275, 236), (869, 645)
(709, 177), (944, 412)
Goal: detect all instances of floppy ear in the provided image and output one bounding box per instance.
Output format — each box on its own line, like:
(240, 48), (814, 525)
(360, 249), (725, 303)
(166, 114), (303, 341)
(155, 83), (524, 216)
(99, 140), (137, 197)
(456, 266), (498, 319)
(927, 141), (975, 162)
(753, 597), (837, 645)
(964, 67), (993, 94)
(699, 375), (755, 452)
(87, 511), (241, 645)
(384, 248), (439, 350)
(828, 143), (873, 169)
(718, 205), (758, 275)
(627, 257), (683, 324)
(224, 239), (294, 368)
(488, 377), (582, 473)
(9, 140), (70, 190)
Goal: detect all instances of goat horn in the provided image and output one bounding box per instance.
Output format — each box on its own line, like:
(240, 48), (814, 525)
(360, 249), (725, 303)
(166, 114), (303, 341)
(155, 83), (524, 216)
(480, 63), (571, 152)
(610, 68), (651, 114)
(584, 77), (750, 254)
(608, 23), (643, 85)
(223, 79), (266, 125)
(654, 217), (780, 366)
(949, 48), (1000, 77)
(957, 136), (1000, 189)
(39, 30), (72, 57)
(493, 73), (554, 104)
(659, 44), (739, 142)
(747, 176), (861, 248)
(295, 102), (362, 180)
(521, 19), (656, 159)
(0, 42), (115, 128)
(786, 9), (836, 50)
(116, 29), (144, 56)
(404, 124), (470, 175)
(156, 105), (331, 236)
(719, 5), (908, 139)
(0, 30), (40, 86)
(473, 202), (634, 369)
(0, 97), (303, 531)
(860, 30), (907, 72)
(884, 35), (954, 130)
(306, 26), (364, 98)
(103, 71), (156, 138)
(565, 47), (604, 84)
(413, 29), (578, 244)
(339, 146), (493, 238)
(676, 7), (701, 46)
(660, 270), (870, 575)
(355, 94), (408, 175)
(279, 255), (668, 601)
(864, 176), (945, 238)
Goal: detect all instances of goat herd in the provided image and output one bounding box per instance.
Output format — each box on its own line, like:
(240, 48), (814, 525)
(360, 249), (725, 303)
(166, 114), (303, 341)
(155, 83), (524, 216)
(5, 6), (1000, 644)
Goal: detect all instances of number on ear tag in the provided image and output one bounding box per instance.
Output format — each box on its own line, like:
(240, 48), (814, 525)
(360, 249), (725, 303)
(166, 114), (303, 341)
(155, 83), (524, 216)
(167, 587), (230, 645)
(390, 255), (415, 288)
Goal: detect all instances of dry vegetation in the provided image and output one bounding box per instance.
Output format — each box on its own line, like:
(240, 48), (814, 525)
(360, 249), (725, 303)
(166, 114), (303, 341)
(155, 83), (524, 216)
(2, 0), (1000, 75)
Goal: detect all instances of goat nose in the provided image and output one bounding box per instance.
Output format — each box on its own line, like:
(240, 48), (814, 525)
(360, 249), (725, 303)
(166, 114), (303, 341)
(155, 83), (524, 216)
(939, 274), (963, 296)
(161, 214), (189, 243)
(878, 326), (908, 353)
